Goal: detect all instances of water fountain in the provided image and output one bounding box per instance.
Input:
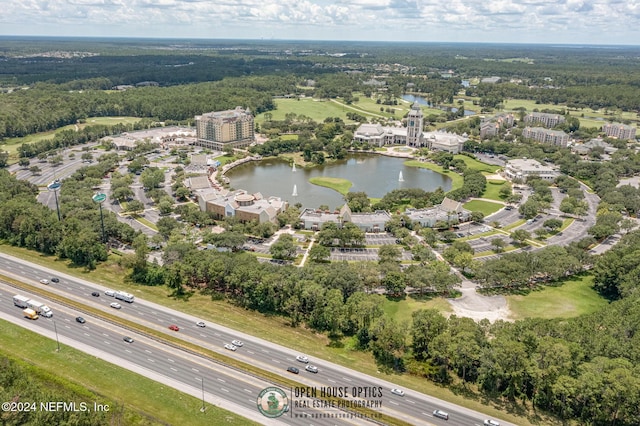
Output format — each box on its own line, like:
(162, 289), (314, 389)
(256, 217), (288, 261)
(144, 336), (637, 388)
(292, 184), (298, 196)
(398, 171), (404, 182)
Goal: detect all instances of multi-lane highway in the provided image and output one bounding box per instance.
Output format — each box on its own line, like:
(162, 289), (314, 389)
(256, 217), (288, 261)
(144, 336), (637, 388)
(0, 252), (514, 426)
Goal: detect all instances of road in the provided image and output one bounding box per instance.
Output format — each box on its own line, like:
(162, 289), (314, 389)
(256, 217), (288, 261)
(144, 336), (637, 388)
(0, 252), (515, 426)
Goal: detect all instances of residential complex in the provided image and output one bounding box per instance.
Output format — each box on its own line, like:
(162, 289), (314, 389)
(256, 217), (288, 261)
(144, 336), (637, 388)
(504, 158), (560, 182)
(602, 123), (637, 140)
(522, 127), (569, 147)
(523, 112), (566, 128)
(353, 102), (467, 153)
(195, 106), (255, 150)
(479, 113), (515, 139)
(404, 198), (471, 227)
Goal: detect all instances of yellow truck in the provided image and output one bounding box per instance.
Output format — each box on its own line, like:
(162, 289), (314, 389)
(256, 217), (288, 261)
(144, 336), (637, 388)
(23, 308), (39, 320)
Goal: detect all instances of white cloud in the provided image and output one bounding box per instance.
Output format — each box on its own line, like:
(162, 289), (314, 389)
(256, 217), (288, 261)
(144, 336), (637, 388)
(0, 0), (638, 44)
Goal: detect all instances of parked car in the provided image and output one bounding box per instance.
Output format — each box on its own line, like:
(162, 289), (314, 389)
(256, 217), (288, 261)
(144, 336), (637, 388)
(231, 339), (244, 347)
(305, 365), (318, 373)
(75, 317), (86, 324)
(390, 388), (405, 397)
(286, 366), (299, 374)
(224, 344), (237, 351)
(296, 355), (309, 363)
(110, 302), (122, 309)
(91, 291), (100, 297)
(196, 321), (206, 327)
(433, 409), (449, 420)
(168, 324), (179, 331)
(123, 336), (134, 343)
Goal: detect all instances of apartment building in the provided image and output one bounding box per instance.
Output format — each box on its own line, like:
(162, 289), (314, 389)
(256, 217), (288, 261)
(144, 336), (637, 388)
(195, 107), (254, 150)
(524, 112), (566, 128)
(602, 123), (637, 141)
(522, 127), (569, 147)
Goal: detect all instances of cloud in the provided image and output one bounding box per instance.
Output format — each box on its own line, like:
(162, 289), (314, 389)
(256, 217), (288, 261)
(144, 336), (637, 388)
(0, 0), (638, 44)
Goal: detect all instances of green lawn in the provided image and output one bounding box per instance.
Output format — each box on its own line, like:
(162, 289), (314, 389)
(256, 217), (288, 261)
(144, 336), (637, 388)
(0, 244), (539, 425)
(0, 320), (255, 426)
(256, 98), (352, 123)
(508, 274), (608, 320)
(454, 155), (501, 173)
(404, 160), (463, 190)
(309, 177), (352, 195)
(381, 295), (452, 328)
(481, 180), (509, 201)
(463, 199), (504, 215)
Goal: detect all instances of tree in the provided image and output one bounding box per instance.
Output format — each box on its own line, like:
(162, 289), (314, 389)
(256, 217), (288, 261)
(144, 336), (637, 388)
(378, 244), (402, 265)
(18, 157), (30, 168)
(0, 151), (8, 167)
(140, 167), (165, 189)
(511, 229), (531, 245)
(308, 244), (330, 262)
(270, 233), (297, 260)
(470, 211), (485, 223)
(410, 309), (447, 360)
(543, 218), (563, 232)
(383, 271), (406, 296)
(491, 238), (506, 253)
(125, 200), (145, 215)
(29, 165), (41, 175)
(156, 217), (181, 239)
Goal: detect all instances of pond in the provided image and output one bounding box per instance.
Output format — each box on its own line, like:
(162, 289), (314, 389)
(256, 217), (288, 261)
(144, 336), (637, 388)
(225, 153), (452, 210)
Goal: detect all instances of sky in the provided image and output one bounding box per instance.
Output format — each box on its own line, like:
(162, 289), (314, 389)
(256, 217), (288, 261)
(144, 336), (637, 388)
(1, 0), (639, 45)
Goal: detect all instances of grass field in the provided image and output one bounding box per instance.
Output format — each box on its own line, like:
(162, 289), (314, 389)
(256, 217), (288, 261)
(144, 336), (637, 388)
(1, 116), (141, 160)
(0, 320), (255, 426)
(454, 155), (501, 173)
(256, 98), (353, 124)
(463, 199), (504, 216)
(481, 180), (509, 201)
(308, 177), (352, 195)
(507, 274), (608, 320)
(0, 244), (535, 425)
(381, 295), (453, 327)
(404, 160), (464, 190)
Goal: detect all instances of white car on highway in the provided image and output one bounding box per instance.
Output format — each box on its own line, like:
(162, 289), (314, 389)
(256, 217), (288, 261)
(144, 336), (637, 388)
(296, 355), (309, 363)
(110, 302), (122, 309)
(390, 388), (405, 397)
(231, 339), (244, 347)
(196, 321), (206, 327)
(224, 344), (238, 351)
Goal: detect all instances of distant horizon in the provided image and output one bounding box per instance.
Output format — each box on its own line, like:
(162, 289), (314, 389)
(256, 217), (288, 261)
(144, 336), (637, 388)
(1, 35), (639, 49)
(2, 0), (639, 47)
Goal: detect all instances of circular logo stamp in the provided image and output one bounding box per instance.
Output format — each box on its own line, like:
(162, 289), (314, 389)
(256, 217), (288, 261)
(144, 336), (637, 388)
(257, 387), (289, 418)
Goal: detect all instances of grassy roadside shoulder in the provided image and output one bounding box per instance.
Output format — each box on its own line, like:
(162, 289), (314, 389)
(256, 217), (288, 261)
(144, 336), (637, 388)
(0, 319), (256, 426)
(0, 244), (534, 425)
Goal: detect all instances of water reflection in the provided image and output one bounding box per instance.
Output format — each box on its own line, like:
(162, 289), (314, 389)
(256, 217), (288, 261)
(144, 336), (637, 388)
(225, 153), (452, 210)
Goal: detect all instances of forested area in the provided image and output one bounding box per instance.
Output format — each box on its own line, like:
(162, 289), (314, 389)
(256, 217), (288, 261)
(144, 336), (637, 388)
(0, 356), (110, 425)
(2, 39), (640, 424)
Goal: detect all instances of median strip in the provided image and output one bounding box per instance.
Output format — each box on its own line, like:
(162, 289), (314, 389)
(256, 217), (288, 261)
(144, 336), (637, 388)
(2, 274), (414, 426)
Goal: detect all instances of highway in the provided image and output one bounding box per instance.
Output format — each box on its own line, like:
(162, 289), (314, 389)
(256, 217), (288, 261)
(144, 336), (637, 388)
(0, 252), (515, 426)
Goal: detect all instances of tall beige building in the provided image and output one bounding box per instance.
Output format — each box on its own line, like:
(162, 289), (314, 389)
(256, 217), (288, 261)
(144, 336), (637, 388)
(195, 106), (254, 150)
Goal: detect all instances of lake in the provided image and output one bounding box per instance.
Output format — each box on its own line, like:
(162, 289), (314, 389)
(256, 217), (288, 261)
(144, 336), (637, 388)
(225, 153), (452, 210)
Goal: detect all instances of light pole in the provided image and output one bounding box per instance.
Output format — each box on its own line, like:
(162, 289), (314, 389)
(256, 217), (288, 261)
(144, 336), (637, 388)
(53, 320), (60, 352)
(92, 192), (107, 243)
(200, 377), (206, 413)
(47, 180), (62, 221)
